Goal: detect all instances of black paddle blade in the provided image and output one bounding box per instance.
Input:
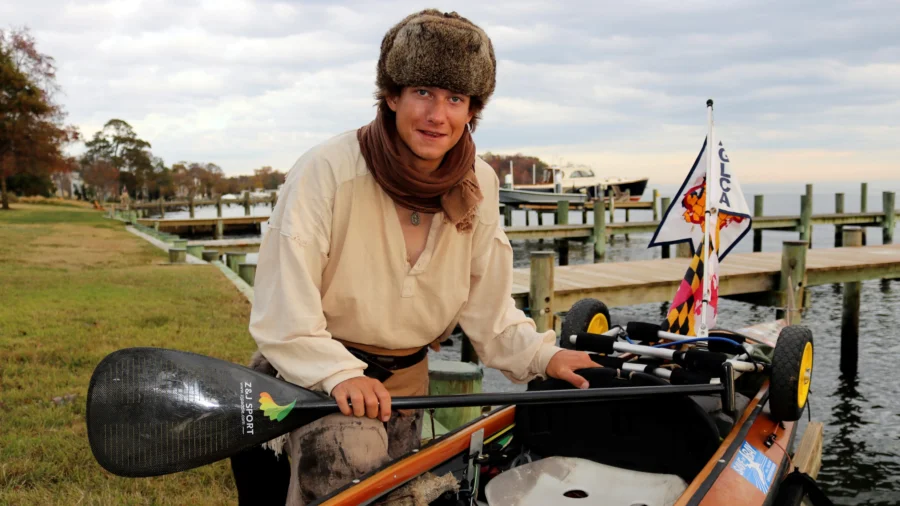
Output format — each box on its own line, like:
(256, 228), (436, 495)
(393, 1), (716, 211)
(86, 347), (332, 477)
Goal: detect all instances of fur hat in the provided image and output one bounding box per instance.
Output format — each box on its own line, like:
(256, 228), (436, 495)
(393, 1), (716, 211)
(377, 9), (496, 105)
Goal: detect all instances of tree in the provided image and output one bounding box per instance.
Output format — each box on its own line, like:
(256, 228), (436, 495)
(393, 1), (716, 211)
(253, 166), (285, 190)
(81, 160), (119, 202)
(0, 27), (79, 209)
(480, 152), (550, 185)
(81, 119), (153, 197)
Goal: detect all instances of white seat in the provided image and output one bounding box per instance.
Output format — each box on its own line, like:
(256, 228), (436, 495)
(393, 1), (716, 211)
(484, 456), (688, 506)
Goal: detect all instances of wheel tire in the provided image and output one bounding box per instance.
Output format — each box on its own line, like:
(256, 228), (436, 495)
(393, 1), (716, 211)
(560, 298), (611, 350)
(769, 325), (814, 422)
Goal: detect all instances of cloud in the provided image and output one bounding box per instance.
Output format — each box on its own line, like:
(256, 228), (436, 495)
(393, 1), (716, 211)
(2, 0), (898, 182)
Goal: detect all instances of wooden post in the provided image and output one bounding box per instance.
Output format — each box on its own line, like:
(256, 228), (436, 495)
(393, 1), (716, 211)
(799, 194), (812, 246)
(624, 207), (630, 242)
(840, 227), (863, 375)
(503, 204), (513, 227)
(168, 248), (186, 264)
(215, 219), (224, 240)
(243, 192), (251, 216)
(270, 193), (277, 209)
(777, 240), (808, 324)
(428, 360), (483, 431)
(201, 250), (219, 262)
(753, 195), (764, 252)
(593, 197), (606, 262)
(186, 244), (204, 258)
(806, 184), (814, 247)
(661, 197), (671, 259)
(158, 198), (165, 218)
(189, 195), (195, 218)
(525, 209), (530, 226)
(238, 263), (257, 286)
(216, 196), (223, 218)
(676, 242), (692, 258)
(556, 200), (569, 266)
(861, 182), (868, 246)
(652, 189), (660, 222)
(529, 251), (554, 333)
(538, 211), (545, 226)
(227, 252), (247, 273)
(582, 205), (588, 225)
(834, 193), (845, 247)
(882, 191), (895, 245)
(608, 196), (616, 244)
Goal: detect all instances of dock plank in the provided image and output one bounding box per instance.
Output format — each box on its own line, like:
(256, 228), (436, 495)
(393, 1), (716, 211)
(511, 243), (900, 311)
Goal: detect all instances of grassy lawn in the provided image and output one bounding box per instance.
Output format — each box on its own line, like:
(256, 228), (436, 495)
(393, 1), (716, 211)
(0, 204), (257, 505)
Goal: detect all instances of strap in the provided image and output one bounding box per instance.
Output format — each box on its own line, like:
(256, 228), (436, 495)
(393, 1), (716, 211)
(774, 469), (835, 506)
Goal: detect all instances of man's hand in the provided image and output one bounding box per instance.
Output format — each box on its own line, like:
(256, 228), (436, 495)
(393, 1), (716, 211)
(331, 376), (392, 422)
(545, 350), (598, 389)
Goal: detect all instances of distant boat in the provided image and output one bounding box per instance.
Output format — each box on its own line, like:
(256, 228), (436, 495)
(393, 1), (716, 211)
(514, 165), (648, 202)
(499, 188), (588, 205)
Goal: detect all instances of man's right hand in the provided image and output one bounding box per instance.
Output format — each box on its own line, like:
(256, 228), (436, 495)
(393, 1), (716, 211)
(331, 376), (392, 422)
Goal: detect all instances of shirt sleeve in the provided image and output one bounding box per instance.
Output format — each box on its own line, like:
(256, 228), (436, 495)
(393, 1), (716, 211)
(456, 222), (562, 383)
(248, 152), (367, 395)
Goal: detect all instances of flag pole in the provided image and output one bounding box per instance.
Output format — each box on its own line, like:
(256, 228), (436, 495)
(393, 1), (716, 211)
(699, 99), (716, 338)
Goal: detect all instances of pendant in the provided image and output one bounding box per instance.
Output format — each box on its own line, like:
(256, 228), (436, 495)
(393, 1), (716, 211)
(410, 211), (420, 226)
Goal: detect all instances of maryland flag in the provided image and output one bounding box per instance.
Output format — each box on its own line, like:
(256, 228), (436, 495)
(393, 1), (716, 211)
(651, 137), (751, 335)
(662, 231), (720, 335)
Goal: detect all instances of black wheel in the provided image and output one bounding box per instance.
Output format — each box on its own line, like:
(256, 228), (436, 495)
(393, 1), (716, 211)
(769, 325), (814, 422)
(560, 298), (611, 350)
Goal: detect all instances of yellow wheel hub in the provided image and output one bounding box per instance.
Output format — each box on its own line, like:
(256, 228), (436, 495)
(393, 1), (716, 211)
(797, 342), (813, 408)
(587, 313), (609, 334)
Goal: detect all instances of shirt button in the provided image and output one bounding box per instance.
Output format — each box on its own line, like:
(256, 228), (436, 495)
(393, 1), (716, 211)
(402, 278), (414, 297)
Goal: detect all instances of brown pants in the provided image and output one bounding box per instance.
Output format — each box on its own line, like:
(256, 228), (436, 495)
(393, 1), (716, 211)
(243, 350), (428, 506)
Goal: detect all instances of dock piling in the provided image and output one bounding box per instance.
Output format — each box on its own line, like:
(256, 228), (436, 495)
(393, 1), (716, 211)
(238, 263), (257, 286)
(800, 193), (813, 247)
(840, 228), (863, 375)
(861, 183), (868, 245)
(428, 361), (483, 431)
(753, 195), (764, 252)
(777, 240), (808, 323)
(186, 244), (204, 258)
(556, 201), (569, 266)
(201, 250), (220, 262)
(529, 251), (555, 333)
(883, 191), (895, 245)
(834, 193), (845, 247)
(226, 252), (247, 273)
(593, 197), (606, 262)
(660, 197), (671, 258)
(168, 248), (186, 264)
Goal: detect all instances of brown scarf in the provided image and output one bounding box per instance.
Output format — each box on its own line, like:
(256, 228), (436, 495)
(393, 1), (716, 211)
(357, 109), (483, 233)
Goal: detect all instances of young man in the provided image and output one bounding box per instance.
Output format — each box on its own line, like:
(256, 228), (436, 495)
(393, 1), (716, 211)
(231, 9), (596, 505)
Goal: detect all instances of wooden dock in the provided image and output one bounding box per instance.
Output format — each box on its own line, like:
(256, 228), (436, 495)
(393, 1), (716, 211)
(509, 242), (900, 313)
(135, 216), (267, 238)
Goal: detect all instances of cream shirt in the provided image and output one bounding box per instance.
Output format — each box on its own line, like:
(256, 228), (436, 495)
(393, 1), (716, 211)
(248, 130), (562, 395)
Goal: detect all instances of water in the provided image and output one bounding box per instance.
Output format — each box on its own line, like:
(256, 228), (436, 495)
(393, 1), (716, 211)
(159, 183), (900, 503)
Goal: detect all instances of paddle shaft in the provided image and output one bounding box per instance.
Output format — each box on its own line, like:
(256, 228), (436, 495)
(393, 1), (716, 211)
(302, 383), (724, 411)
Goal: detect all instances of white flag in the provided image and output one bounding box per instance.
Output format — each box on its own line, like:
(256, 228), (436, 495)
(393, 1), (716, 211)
(650, 137), (752, 261)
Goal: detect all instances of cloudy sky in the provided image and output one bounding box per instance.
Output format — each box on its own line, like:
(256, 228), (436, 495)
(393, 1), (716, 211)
(3, 0), (899, 183)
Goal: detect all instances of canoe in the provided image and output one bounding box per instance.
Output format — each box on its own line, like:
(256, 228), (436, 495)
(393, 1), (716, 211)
(312, 307), (818, 506)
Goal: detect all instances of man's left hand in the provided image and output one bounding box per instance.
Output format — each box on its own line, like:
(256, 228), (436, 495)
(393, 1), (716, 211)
(545, 350), (598, 389)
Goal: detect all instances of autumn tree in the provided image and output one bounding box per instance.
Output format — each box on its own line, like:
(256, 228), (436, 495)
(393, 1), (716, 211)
(81, 159), (119, 202)
(81, 119), (153, 198)
(0, 27), (79, 209)
(480, 152), (550, 185)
